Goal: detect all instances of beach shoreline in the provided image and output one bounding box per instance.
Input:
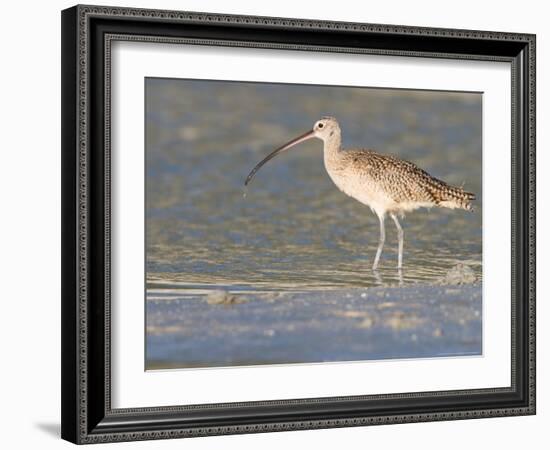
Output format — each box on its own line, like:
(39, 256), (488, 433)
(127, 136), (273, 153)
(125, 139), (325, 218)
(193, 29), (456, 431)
(146, 283), (482, 370)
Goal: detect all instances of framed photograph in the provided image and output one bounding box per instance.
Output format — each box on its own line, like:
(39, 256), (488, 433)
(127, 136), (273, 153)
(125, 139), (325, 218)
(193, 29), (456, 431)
(61, 4), (536, 444)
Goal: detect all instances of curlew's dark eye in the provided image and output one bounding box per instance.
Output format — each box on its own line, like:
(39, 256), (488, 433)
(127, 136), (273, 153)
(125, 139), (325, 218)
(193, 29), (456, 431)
(318, 123), (324, 129)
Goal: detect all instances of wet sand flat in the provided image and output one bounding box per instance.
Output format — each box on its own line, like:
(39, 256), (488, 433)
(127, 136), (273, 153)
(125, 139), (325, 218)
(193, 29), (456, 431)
(146, 284), (481, 370)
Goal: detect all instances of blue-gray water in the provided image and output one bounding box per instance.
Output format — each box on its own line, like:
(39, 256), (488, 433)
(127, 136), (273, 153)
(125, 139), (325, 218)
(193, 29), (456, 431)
(145, 78), (482, 369)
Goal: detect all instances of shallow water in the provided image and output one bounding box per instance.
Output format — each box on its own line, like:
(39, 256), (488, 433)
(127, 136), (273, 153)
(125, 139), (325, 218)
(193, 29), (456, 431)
(146, 285), (482, 369)
(146, 79), (482, 292)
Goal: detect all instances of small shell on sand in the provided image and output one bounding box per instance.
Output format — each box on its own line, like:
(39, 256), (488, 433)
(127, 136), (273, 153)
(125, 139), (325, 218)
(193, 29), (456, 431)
(206, 290), (244, 305)
(440, 263), (477, 285)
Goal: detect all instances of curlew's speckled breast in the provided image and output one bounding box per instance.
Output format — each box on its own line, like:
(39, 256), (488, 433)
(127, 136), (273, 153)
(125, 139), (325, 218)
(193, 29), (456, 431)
(324, 149), (475, 216)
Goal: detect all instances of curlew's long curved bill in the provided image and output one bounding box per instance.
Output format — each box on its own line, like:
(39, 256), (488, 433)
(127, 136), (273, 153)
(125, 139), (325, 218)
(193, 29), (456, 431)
(244, 130), (315, 186)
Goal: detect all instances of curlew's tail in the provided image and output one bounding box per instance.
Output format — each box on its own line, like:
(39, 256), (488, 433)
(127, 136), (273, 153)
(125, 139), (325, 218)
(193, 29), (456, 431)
(436, 185), (476, 211)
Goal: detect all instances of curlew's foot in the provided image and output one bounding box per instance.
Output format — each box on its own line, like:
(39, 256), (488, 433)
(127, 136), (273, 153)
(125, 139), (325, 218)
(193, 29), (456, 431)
(397, 268), (404, 286)
(372, 269), (383, 285)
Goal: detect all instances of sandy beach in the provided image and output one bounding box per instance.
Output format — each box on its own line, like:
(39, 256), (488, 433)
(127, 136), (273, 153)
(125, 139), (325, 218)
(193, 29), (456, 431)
(146, 283), (481, 369)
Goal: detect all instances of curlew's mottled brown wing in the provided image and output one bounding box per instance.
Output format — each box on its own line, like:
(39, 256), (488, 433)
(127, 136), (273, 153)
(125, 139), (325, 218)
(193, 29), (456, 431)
(343, 149), (475, 210)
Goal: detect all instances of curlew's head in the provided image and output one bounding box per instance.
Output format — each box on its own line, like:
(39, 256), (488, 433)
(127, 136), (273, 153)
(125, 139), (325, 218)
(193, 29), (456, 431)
(244, 116), (340, 186)
(312, 116), (341, 142)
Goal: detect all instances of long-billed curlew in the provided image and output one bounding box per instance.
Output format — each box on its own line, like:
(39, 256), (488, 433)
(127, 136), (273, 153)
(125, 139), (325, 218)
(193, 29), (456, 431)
(244, 116), (475, 270)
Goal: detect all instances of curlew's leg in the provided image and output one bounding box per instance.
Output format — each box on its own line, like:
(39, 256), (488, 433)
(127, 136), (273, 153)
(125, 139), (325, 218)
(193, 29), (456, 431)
(390, 213), (404, 269)
(372, 214), (385, 270)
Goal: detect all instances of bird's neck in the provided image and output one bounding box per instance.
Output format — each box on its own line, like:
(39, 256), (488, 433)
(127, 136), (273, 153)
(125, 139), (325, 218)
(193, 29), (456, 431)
(322, 130), (342, 162)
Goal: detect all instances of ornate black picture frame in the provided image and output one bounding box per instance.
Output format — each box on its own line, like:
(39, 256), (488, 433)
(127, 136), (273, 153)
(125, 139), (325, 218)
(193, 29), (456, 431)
(61, 4), (536, 444)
